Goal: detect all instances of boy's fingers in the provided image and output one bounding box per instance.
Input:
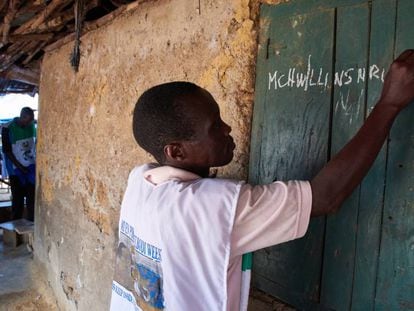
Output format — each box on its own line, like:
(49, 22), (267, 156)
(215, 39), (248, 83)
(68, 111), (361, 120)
(396, 49), (414, 62)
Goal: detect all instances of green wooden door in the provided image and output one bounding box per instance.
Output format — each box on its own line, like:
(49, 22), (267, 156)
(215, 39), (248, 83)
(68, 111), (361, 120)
(249, 0), (414, 310)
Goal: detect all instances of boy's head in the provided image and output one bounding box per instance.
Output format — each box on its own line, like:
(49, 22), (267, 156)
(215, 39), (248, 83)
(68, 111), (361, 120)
(19, 107), (34, 127)
(133, 82), (235, 176)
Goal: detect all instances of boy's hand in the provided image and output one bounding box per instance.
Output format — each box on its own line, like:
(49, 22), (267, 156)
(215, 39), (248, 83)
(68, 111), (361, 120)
(378, 49), (414, 111)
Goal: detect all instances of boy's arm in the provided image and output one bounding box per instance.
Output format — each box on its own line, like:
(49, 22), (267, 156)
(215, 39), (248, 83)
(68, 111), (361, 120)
(310, 50), (414, 216)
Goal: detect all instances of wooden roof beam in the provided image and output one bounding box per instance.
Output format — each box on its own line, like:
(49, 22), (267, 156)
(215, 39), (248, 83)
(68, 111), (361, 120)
(2, 0), (22, 45)
(45, 0), (141, 52)
(16, 1), (47, 16)
(0, 40), (38, 71)
(32, 8), (75, 33)
(1, 64), (39, 86)
(13, 0), (73, 35)
(22, 40), (52, 65)
(9, 33), (54, 42)
(31, 0), (99, 34)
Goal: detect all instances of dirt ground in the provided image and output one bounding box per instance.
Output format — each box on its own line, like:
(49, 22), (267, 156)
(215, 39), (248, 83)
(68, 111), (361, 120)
(0, 230), (59, 311)
(0, 291), (58, 311)
(249, 289), (295, 311)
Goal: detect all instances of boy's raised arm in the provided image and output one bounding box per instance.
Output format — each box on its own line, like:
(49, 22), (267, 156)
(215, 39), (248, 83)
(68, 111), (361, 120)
(310, 50), (414, 216)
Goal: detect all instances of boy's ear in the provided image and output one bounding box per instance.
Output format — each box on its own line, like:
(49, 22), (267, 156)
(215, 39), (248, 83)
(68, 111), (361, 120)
(164, 143), (185, 162)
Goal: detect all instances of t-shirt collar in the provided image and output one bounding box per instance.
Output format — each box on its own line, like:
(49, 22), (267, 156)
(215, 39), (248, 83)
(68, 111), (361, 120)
(144, 164), (201, 185)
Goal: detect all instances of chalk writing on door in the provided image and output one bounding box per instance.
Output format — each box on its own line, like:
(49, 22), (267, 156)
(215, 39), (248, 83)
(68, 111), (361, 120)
(268, 55), (386, 91)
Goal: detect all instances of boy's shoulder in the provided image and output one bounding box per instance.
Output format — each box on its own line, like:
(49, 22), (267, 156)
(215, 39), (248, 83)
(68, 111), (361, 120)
(127, 163), (157, 182)
(127, 163), (244, 190)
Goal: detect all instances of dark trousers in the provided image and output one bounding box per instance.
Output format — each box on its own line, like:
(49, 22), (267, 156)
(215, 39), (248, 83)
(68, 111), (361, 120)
(9, 175), (35, 221)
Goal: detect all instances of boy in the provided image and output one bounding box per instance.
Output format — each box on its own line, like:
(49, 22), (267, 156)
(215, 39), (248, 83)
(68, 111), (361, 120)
(1, 107), (36, 221)
(110, 50), (414, 311)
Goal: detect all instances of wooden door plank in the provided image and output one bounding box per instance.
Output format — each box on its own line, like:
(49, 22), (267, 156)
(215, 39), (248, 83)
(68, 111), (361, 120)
(268, 0), (368, 18)
(375, 0), (414, 309)
(320, 4), (370, 310)
(249, 5), (272, 185)
(351, 1), (397, 309)
(249, 5), (334, 308)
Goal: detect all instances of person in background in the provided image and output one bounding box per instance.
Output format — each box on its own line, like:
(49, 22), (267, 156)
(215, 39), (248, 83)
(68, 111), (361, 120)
(1, 107), (36, 221)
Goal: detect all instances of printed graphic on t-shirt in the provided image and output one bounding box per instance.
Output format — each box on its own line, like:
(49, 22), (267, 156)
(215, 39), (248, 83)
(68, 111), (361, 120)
(112, 220), (164, 311)
(12, 138), (35, 166)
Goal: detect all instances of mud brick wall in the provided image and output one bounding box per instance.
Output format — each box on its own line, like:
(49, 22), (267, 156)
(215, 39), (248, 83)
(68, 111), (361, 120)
(35, 0), (260, 309)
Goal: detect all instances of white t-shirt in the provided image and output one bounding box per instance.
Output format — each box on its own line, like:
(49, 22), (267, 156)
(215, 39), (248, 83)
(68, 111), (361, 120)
(111, 164), (312, 311)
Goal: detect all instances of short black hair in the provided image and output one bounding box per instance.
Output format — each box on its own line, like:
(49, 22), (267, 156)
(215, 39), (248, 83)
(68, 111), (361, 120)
(20, 107), (34, 117)
(133, 81), (201, 163)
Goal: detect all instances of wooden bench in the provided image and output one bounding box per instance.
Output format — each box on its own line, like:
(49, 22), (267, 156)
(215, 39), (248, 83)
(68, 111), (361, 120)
(0, 218), (34, 248)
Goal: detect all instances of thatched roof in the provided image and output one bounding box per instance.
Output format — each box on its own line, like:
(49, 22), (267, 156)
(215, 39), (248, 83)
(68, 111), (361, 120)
(0, 0), (140, 96)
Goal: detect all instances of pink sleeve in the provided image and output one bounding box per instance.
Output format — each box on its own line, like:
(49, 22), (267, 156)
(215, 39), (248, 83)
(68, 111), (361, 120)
(230, 181), (312, 258)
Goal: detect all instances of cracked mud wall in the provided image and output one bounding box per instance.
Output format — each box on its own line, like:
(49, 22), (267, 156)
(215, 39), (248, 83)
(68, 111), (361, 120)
(35, 0), (260, 309)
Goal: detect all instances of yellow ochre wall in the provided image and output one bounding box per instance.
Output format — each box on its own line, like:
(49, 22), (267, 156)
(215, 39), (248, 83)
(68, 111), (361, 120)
(35, 1), (262, 309)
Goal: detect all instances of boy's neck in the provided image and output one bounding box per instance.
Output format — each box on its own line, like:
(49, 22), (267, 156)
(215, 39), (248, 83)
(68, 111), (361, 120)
(163, 163), (210, 178)
(179, 166), (210, 178)
(190, 167), (210, 178)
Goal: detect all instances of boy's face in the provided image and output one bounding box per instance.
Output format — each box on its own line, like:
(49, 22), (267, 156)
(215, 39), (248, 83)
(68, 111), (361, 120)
(164, 88), (235, 174)
(19, 114), (34, 127)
